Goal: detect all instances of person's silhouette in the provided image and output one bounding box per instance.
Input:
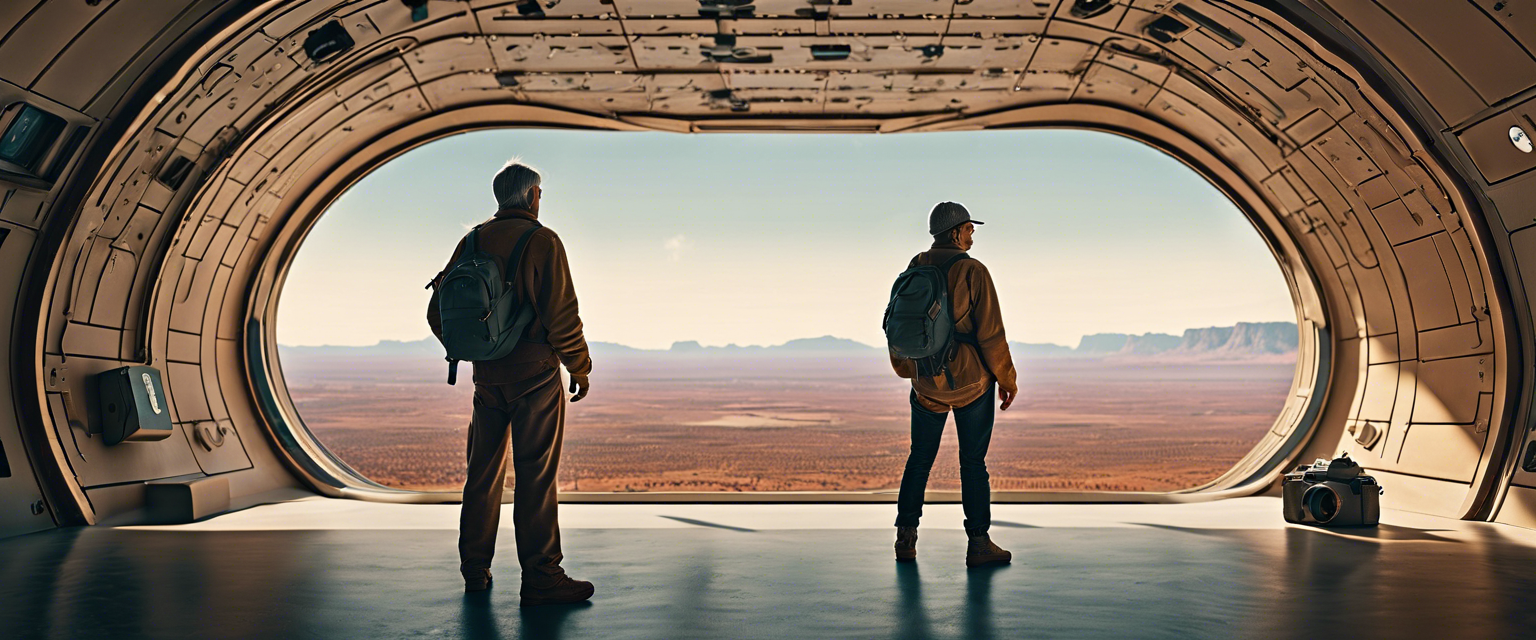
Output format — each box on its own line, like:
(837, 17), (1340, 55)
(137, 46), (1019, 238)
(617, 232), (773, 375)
(429, 160), (595, 605)
(888, 202), (1017, 567)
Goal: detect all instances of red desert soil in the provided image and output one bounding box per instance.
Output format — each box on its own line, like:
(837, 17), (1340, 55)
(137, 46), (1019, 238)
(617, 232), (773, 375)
(281, 353), (1295, 493)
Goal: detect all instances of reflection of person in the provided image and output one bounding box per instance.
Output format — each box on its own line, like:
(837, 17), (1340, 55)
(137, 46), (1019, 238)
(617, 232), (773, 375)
(890, 202), (1017, 567)
(428, 160), (594, 604)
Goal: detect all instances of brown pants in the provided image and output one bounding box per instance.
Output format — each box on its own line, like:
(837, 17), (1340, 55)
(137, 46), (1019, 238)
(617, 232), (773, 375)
(458, 369), (566, 585)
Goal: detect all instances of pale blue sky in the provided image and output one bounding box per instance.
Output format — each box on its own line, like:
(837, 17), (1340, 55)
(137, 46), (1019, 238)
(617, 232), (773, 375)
(276, 128), (1295, 349)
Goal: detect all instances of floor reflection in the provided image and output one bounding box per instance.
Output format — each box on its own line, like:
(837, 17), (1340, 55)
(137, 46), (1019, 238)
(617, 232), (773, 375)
(894, 562), (930, 640)
(0, 519), (1534, 638)
(518, 600), (591, 640)
(964, 564), (1006, 640)
(460, 591), (504, 640)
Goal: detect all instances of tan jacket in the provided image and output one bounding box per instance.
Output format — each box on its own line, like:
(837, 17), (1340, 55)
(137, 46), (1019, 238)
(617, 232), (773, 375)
(890, 241), (1018, 412)
(428, 208), (592, 385)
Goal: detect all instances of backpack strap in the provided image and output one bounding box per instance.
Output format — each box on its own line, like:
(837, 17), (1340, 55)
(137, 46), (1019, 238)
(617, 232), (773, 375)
(483, 222), (543, 313)
(938, 252), (975, 390)
(506, 222), (544, 286)
(465, 226), (481, 254)
(938, 251), (969, 274)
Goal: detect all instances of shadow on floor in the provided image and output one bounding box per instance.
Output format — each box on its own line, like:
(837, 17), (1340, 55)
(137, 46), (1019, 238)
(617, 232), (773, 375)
(656, 516), (757, 533)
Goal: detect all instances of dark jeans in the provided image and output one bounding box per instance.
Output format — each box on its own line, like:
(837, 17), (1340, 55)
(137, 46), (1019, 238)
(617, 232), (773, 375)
(895, 385), (995, 532)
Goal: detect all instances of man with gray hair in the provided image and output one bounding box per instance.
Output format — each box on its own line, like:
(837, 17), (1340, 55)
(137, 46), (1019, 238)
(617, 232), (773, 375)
(428, 160), (595, 605)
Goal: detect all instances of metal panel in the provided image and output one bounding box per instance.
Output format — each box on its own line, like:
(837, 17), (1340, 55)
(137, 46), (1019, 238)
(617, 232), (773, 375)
(180, 418), (252, 475)
(1318, 0), (1487, 124)
(1486, 163), (1536, 233)
(1507, 226), (1536, 355)
(1366, 333), (1400, 364)
(1456, 107), (1536, 184)
(166, 362), (211, 423)
(32, 0), (201, 110)
(85, 247), (136, 329)
(167, 330), (199, 364)
(168, 257), (217, 334)
(1410, 354), (1489, 424)
(0, 3), (46, 50)
(1377, 0), (1536, 104)
(1333, 264), (1366, 339)
(953, 0), (1050, 18)
(1374, 250), (1419, 360)
(1418, 322), (1491, 362)
(1356, 362), (1399, 422)
(1431, 232), (1476, 324)
(1263, 173), (1307, 214)
(61, 322), (121, 360)
(1396, 422), (1485, 482)
(489, 35), (635, 72)
(1394, 236), (1459, 332)
(1347, 261), (1396, 336)
(0, 220), (50, 537)
(1473, 0), (1536, 54)
(0, 0), (116, 87)
(44, 361), (202, 489)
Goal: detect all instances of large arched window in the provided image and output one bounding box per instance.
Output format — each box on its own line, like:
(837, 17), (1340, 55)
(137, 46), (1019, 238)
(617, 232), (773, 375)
(275, 128), (1297, 493)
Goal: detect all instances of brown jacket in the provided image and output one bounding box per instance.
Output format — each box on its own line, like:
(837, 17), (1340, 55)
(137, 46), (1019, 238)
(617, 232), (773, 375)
(427, 208), (592, 385)
(890, 240), (1018, 412)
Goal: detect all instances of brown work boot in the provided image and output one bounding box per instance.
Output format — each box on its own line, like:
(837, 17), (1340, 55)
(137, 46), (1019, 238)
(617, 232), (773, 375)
(965, 530), (1011, 568)
(462, 567), (493, 593)
(895, 526), (918, 562)
(520, 574), (595, 606)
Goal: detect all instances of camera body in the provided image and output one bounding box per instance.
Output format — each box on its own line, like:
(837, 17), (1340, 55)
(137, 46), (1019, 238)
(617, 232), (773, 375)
(1282, 454), (1381, 527)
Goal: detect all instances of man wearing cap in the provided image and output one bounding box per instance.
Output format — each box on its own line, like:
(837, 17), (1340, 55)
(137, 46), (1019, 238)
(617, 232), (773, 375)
(890, 202), (1018, 567)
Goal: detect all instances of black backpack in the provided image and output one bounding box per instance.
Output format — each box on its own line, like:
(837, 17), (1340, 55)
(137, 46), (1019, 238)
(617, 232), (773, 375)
(430, 221), (542, 385)
(883, 252), (974, 389)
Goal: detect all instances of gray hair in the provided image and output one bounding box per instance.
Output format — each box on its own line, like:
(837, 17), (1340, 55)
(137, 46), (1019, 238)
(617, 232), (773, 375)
(492, 160), (542, 210)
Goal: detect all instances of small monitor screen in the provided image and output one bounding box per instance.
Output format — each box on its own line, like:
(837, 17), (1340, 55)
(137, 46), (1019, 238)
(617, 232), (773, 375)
(0, 104), (66, 173)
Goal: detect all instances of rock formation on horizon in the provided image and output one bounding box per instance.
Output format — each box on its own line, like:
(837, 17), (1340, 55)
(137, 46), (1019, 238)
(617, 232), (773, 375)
(280, 323), (1299, 361)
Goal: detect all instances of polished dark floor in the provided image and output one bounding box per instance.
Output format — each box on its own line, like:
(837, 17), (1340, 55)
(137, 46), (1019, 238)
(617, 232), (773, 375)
(2, 501), (1535, 639)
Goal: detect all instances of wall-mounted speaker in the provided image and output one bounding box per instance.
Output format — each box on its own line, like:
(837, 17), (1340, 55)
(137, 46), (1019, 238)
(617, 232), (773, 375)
(97, 366), (174, 445)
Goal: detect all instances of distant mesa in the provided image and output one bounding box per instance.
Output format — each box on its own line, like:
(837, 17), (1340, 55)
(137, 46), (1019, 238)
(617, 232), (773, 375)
(779, 335), (873, 351)
(277, 338), (442, 357)
(279, 324), (1297, 362)
(1011, 342), (1075, 358)
(279, 335), (881, 358)
(668, 340), (704, 352)
(638, 335), (875, 355)
(1061, 322), (1298, 361)
(660, 335), (873, 354)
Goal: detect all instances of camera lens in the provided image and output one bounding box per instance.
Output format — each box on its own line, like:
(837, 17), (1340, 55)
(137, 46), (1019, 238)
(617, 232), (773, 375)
(1303, 484), (1340, 523)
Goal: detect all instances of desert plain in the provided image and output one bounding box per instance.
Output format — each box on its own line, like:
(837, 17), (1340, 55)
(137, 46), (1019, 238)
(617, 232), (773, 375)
(280, 346), (1295, 494)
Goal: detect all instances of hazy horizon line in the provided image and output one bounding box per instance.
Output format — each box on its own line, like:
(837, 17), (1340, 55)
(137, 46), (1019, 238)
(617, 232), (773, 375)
(277, 320), (1299, 350)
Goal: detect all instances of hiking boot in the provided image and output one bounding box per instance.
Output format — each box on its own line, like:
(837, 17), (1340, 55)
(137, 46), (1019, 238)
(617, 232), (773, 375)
(520, 574), (595, 606)
(895, 526), (918, 562)
(462, 567), (493, 593)
(965, 530), (1011, 568)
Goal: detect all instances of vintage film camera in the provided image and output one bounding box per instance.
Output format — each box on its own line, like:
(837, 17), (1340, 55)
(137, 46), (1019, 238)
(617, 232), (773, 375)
(1282, 454), (1381, 527)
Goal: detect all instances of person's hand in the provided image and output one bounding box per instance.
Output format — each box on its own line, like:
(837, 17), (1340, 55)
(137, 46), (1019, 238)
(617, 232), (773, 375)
(999, 385), (1016, 411)
(568, 375), (590, 402)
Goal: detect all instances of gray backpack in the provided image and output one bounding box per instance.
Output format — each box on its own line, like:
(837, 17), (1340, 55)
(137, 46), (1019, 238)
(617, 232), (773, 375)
(883, 252), (974, 389)
(431, 222), (541, 384)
